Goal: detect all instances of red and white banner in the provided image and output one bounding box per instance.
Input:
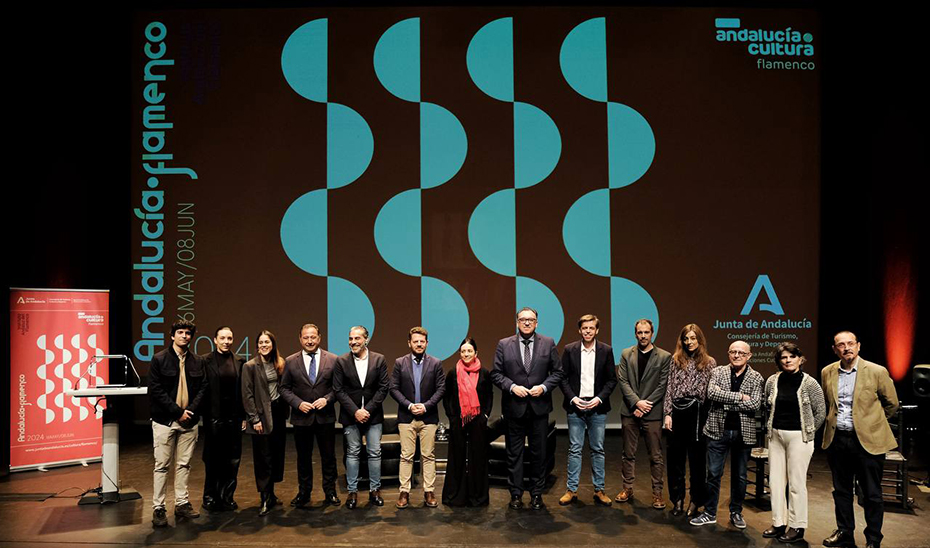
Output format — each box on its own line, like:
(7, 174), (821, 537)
(9, 289), (109, 470)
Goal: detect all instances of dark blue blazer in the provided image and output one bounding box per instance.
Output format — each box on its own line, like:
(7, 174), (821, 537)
(491, 333), (563, 418)
(390, 353), (446, 424)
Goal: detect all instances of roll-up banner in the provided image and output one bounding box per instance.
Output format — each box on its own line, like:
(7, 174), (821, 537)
(9, 288), (109, 470)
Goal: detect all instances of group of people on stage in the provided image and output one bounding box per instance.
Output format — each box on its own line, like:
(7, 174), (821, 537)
(148, 310), (899, 548)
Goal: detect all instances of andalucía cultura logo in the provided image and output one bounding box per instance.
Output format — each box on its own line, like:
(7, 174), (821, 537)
(715, 18), (816, 71)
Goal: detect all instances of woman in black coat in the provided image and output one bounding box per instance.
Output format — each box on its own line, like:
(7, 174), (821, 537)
(442, 337), (493, 506)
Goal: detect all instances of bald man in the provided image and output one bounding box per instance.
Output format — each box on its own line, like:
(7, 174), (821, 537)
(690, 340), (763, 529)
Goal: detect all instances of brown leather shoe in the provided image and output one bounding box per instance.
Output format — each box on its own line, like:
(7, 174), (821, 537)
(652, 495), (667, 510)
(424, 491), (438, 508)
(593, 490), (612, 506)
(396, 491), (409, 509)
(559, 490), (577, 506)
(614, 488), (633, 503)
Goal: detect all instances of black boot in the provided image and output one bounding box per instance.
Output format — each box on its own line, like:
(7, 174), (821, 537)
(670, 500), (685, 517)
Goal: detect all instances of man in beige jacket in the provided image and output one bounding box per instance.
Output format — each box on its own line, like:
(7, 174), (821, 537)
(821, 331), (898, 548)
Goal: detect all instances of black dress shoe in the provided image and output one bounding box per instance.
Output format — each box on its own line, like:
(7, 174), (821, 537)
(762, 525), (786, 538)
(258, 493), (272, 516)
(530, 495), (544, 510)
(346, 492), (358, 509)
(369, 489), (384, 506)
(670, 500), (685, 517)
(686, 502), (700, 518)
(202, 497), (220, 512)
(823, 529), (855, 547)
(778, 527), (805, 544)
(325, 492), (341, 505)
(865, 541), (880, 548)
(222, 499), (238, 511)
(509, 494), (523, 509)
(290, 493), (311, 508)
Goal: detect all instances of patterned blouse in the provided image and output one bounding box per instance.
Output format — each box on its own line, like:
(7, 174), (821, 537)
(663, 356), (716, 418)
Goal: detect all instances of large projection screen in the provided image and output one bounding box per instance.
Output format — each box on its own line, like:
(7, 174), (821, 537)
(131, 7), (820, 425)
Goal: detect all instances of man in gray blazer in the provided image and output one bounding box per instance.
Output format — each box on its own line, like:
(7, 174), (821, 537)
(390, 326), (446, 509)
(280, 323), (340, 508)
(491, 307), (563, 510)
(616, 318), (672, 509)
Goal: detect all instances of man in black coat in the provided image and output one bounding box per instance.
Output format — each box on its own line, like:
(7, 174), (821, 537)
(491, 307), (563, 510)
(148, 320), (207, 527)
(280, 323), (341, 507)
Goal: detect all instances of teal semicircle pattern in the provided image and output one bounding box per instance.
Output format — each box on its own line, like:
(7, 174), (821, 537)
(608, 102), (655, 189)
(421, 276), (470, 360)
(562, 189), (610, 277)
(280, 189), (327, 277)
(281, 18), (328, 103)
(610, 276), (659, 350)
(559, 17), (607, 102)
(516, 276), (564, 344)
(327, 276), (375, 354)
(374, 189), (421, 276)
(421, 102), (468, 189)
(373, 18), (420, 103)
(466, 17), (514, 102)
(467, 189), (516, 277)
(327, 103), (374, 189)
(514, 102), (562, 189)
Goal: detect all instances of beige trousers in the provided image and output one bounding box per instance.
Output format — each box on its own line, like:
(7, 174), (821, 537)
(398, 421), (438, 493)
(152, 420), (199, 509)
(768, 428), (814, 528)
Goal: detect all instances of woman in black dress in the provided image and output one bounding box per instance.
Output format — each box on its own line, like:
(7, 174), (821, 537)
(442, 337), (493, 506)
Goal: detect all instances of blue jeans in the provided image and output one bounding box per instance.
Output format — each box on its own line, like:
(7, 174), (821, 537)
(566, 412), (606, 492)
(705, 429), (751, 516)
(344, 422), (383, 492)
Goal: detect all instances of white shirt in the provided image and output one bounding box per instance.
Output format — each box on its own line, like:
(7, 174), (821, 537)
(579, 344), (596, 398)
(302, 349), (320, 380)
(354, 352), (369, 387)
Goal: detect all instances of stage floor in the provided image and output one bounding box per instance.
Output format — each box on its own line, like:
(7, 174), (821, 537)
(1, 429), (927, 547)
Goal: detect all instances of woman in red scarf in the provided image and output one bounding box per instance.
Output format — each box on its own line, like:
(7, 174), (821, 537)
(441, 337), (493, 506)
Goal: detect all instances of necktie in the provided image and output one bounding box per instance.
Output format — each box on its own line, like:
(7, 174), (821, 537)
(308, 353), (317, 384)
(522, 339), (532, 373)
(176, 353), (189, 409)
(413, 359), (422, 403)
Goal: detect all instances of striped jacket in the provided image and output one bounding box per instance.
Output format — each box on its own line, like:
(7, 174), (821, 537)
(764, 371), (826, 443)
(703, 364), (763, 445)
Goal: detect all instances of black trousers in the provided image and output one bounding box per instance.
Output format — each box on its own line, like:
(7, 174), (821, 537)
(293, 422), (338, 497)
(505, 411), (548, 497)
(250, 398), (289, 494)
(828, 430), (886, 544)
(667, 403), (707, 505)
(202, 417), (242, 503)
(442, 415), (490, 506)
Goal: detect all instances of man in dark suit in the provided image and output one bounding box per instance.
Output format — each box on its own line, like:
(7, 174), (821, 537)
(616, 318), (672, 509)
(200, 326), (246, 512)
(280, 323), (340, 508)
(333, 325), (390, 509)
(558, 314), (617, 506)
(390, 326), (446, 509)
(491, 306), (563, 510)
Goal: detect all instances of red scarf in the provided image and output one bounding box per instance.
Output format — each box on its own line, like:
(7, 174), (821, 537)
(456, 358), (482, 425)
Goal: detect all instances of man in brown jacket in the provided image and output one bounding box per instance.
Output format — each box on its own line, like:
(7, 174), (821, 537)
(821, 331), (899, 548)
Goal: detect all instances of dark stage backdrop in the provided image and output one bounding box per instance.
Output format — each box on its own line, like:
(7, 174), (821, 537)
(130, 7), (820, 424)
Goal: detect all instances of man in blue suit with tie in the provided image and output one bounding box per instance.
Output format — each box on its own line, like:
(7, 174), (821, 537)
(491, 307), (564, 510)
(390, 326), (446, 509)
